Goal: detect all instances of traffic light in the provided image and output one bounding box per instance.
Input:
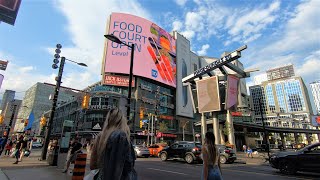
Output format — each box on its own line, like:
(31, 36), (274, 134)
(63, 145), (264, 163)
(24, 119), (29, 127)
(0, 115), (4, 124)
(139, 109), (144, 119)
(40, 116), (47, 127)
(139, 120), (143, 128)
(82, 94), (90, 109)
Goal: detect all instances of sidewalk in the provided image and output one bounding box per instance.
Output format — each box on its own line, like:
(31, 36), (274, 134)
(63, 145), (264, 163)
(235, 152), (269, 166)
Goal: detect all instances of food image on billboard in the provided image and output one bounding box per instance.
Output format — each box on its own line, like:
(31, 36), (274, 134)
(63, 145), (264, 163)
(0, 0), (21, 25)
(104, 13), (176, 87)
(196, 76), (221, 113)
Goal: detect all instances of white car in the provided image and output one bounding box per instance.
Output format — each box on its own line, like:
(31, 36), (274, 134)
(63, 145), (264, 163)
(32, 142), (43, 148)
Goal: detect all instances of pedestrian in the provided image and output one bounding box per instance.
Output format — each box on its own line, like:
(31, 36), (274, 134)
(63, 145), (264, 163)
(242, 144), (247, 153)
(4, 139), (13, 156)
(0, 136), (6, 156)
(90, 108), (137, 180)
(19, 137), (29, 161)
(202, 132), (223, 180)
(13, 136), (23, 164)
(247, 146), (253, 158)
(62, 138), (83, 173)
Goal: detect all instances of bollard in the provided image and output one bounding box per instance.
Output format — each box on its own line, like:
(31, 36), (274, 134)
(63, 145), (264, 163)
(72, 153), (87, 180)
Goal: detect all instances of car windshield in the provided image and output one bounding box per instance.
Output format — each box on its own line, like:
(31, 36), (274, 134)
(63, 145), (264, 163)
(298, 143), (320, 153)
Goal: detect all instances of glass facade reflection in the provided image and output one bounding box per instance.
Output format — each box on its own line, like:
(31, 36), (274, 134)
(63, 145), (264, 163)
(284, 80), (305, 112)
(265, 84), (276, 113)
(275, 83), (287, 113)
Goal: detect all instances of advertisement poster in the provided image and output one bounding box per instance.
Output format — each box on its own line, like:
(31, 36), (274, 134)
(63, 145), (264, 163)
(311, 116), (320, 127)
(0, 74), (3, 90)
(104, 74), (135, 87)
(196, 76), (221, 113)
(0, 0), (21, 25)
(225, 75), (239, 109)
(104, 13), (177, 87)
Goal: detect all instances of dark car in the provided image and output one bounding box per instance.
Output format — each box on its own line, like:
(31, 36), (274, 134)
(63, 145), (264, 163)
(269, 142), (320, 175)
(216, 144), (237, 164)
(159, 141), (202, 164)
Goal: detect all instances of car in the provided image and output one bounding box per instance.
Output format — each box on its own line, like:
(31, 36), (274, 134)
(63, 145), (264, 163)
(148, 143), (167, 157)
(32, 142), (43, 148)
(216, 144), (237, 164)
(159, 141), (202, 164)
(133, 145), (150, 158)
(269, 142), (320, 175)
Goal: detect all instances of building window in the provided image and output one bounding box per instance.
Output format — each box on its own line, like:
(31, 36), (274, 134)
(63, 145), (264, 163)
(91, 97), (100, 106)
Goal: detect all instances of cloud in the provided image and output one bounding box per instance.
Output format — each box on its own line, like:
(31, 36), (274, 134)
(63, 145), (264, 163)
(197, 44), (210, 56)
(18, 66), (35, 73)
(174, 0), (188, 6)
(172, 20), (183, 31)
(296, 50), (320, 81)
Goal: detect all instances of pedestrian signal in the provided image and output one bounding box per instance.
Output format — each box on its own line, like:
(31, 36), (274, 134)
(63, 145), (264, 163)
(140, 109), (144, 119)
(24, 119), (29, 127)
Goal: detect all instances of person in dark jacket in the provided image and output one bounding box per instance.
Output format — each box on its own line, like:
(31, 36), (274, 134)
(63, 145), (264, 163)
(13, 136), (23, 164)
(90, 108), (137, 180)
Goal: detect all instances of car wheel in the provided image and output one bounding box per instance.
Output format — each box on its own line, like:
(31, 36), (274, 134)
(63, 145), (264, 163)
(279, 160), (296, 175)
(160, 152), (168, 161)
(219, 155), (227, 164)
(185, 154), (194, 164)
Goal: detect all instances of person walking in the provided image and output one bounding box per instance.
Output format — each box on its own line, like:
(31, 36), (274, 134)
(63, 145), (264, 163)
(90, 108), (137, 180)
(4, 139), (13, 156)
(202, 132), (223, 180)
(62, 138), (83, 173)
(19, 137), (29, 161)
(13, 136), (23, 164)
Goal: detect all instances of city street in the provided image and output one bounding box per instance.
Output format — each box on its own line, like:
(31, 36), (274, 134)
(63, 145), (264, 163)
(135, 158), (320, 180)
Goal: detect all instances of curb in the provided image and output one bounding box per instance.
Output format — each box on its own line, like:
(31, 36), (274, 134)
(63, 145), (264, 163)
(0, 169), (9, 180)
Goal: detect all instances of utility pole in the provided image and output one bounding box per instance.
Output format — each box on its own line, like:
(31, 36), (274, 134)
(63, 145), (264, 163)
(154, 86), (160, 144)
(259, 98), (270, 160)
(41, 44), (64, 160)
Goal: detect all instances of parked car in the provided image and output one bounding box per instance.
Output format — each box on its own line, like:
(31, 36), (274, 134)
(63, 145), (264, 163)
(32, 142), (43, 148)
(159, 141), (202, 164)
(216, 144), (237, 164)
(148, 143), (167, 157)
(269, 142), (320, 175)
(133, 145), (150, 158)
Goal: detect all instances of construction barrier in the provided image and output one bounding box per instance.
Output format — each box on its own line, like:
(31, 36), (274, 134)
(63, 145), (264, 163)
(72, 153), (87, 180)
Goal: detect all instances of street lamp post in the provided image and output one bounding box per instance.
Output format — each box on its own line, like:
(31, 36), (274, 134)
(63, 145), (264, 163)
(104, 34), (135, 135)
(41, 44), (87, 161)
(259, 98), (270, 160)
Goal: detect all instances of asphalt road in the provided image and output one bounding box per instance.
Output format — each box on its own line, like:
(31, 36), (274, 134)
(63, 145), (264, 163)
(135, 158), (320, 180)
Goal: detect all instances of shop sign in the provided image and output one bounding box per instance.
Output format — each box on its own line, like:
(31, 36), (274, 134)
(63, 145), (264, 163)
(104, 74), (135, 87)
(89, 104), (117, 110)
(140, 84), (152, 92)
(159, 115), (174, 120)
(156, 132), (177, 138)
(141, 97), (156, 104)
(91, 85), (124, 95)
(92, 123), (102, 130)
(231, 112), (242, 116)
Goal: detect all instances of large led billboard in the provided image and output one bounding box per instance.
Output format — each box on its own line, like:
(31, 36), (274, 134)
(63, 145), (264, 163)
(104, 13), (177, 87)
(196, 76), (221, 113)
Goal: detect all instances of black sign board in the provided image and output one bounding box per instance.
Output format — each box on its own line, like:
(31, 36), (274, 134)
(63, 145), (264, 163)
(0, 0), (21, 25)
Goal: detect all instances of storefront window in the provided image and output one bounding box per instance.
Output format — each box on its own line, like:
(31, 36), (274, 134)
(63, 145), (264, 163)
(91, 97), (100, 105)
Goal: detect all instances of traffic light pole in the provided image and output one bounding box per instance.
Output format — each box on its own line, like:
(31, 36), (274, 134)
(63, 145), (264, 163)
(41, 57), (65, 160)
(259, 98), (270, 160)
(1, 104), (17, 155)
(127, 44), (135, 136)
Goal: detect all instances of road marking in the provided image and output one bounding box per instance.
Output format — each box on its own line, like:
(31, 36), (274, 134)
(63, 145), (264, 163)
(223, 169), (314, 180)
(147, 168), (189, 176)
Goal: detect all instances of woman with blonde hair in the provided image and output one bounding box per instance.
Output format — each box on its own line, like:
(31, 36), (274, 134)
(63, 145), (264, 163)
(90, 108), (137, 180)
(202, 132), (223, 180)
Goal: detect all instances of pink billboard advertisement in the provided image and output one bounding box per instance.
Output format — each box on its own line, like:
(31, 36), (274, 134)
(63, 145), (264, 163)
(104, 13), (177, 87)
(225, 75), (239, 109)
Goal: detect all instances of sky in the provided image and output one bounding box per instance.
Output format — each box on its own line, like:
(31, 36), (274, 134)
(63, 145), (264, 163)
(0, 0), (319, 107)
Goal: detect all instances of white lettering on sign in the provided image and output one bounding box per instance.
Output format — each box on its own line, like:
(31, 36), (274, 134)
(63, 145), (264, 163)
(92, 123), (102, 130)
(89, 105), (117, 110)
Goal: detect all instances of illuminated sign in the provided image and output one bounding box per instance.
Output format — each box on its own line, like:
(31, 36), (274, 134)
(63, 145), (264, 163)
(104, 74), (135, 87)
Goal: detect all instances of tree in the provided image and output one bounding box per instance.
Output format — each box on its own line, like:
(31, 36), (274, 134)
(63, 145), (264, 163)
(159, 121), (168, 132)
(222, 121), (230, 136)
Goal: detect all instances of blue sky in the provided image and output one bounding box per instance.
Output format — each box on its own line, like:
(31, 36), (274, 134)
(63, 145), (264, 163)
(0, 0), (319, 103)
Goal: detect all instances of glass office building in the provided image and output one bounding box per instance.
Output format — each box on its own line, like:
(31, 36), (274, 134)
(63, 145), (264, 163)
(310, 80), (320, 115)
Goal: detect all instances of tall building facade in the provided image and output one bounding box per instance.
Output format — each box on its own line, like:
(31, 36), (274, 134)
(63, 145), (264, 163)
(250, 74), (313, 128)
(310, 80), (320, 115)
(266, 64), (295, 81)
(0, 90), (15, 110)
(0, 99), (21, 136)
(14, 82), (80, 133)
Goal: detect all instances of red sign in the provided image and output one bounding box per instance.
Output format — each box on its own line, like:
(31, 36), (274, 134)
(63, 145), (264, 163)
(104, 75), (135, 87)
(156, 132), (177, 138)
(225, 75), (239, 109)
(231, 112), (242, 116)
(159, 115), (174, 120)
